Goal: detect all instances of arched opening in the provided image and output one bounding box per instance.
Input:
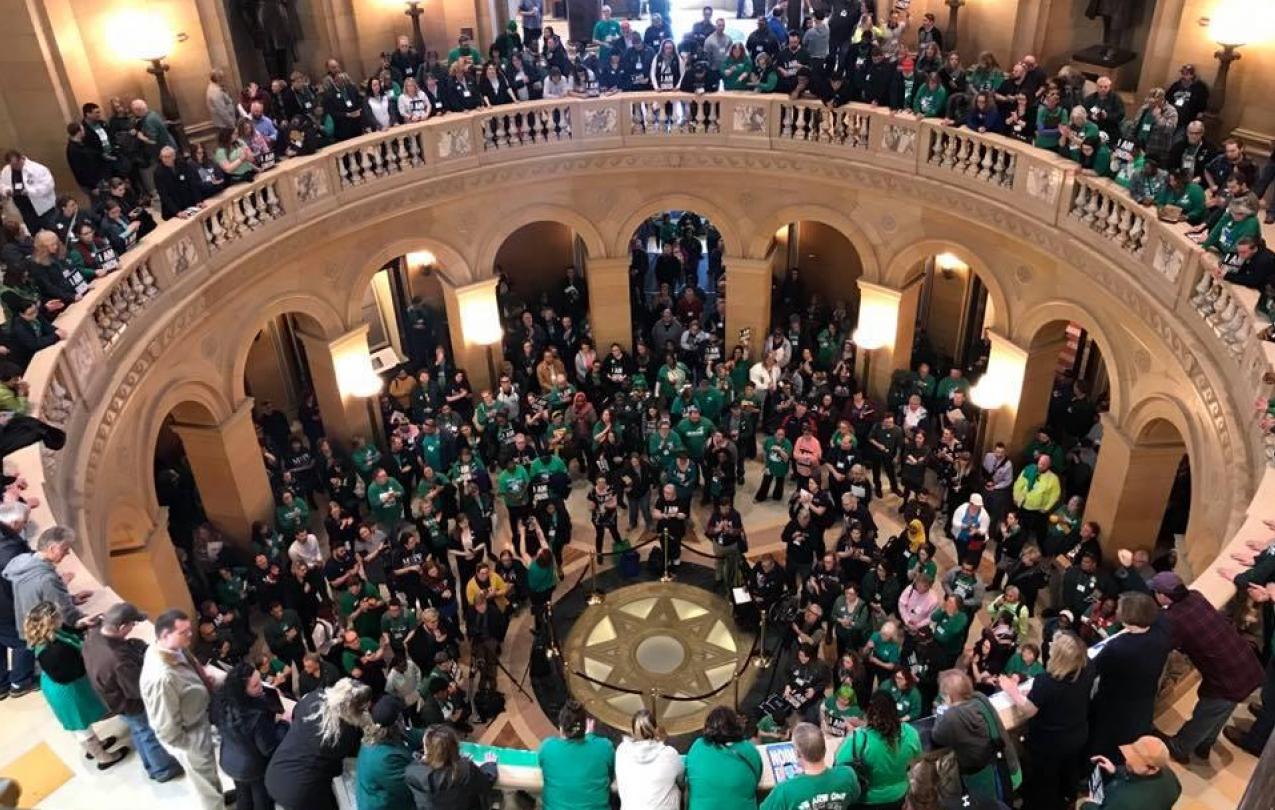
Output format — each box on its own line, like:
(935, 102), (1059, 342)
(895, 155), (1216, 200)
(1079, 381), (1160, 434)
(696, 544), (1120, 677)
(241, 311), (329, 442)
(767, 219), (865, 325)
(629, 209), (723, 349)
(494, 221), (591, 326)
(904, 252), (999, 377)
(1136, 417), (1192, 560)
(153, 401), (218, 562)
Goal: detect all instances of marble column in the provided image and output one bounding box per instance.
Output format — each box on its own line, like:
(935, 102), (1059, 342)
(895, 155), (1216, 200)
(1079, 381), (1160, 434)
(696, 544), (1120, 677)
(295, 324), (376, 450)
(586, 257), (633, 352)
(855, 280), (922, 400)
(1083, 413), (1185, 557)
(440, 277), (502, 392)
(982, 330), (1068, 456)
(108, 511), (195, 617)
(170, 400), (274, 544)
(724, 258), (773, 361)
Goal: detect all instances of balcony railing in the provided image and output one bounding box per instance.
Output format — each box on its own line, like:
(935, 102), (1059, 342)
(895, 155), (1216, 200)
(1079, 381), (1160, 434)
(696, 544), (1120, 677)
(15, 90), (1273, 617)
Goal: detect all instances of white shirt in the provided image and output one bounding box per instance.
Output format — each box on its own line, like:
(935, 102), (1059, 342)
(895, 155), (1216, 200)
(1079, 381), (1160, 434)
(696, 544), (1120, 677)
(749, 361), (780, 392)
(543, 76), (570, 99)
(615, 738), (684, 810)
(288, 534), (324, 568)
(0, 159), (57, 216)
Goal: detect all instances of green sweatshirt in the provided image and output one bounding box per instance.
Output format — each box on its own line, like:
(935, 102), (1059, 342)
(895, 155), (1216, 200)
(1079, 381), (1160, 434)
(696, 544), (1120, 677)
(912, 84), (948, 117)
(686, 738), (762, 810)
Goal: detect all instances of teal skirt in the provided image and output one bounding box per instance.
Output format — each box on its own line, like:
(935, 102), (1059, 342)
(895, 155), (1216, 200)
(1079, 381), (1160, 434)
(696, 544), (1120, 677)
(41, 672), (107, 731)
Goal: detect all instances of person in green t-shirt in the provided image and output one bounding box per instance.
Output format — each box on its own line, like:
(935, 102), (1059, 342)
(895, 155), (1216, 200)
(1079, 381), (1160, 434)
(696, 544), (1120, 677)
(879, 668), (923, 722)
(756, 427), (792, 502)
(446, 34), (482, 65)
(351, 436), (383, 483)
(1155, 169), (1206, 223)
(591, 6), (623, 62)
(1003, 643), (1045, 683)
(864, 621), (902, 692)
(820, 685), (865, 737)
(380, 600), (417, 650)
(337, 577), (385, 640)
(274, 490), (310, 535)
(912, 72), (948, 118)
(761, 722), (860, 810)
(675, 407), (715, 461)
(498, 462), (533, 555)
(647, 419), (685, 471)
(931, 595), (971, 667)
(366, 468), (406, 530)
(339, 628), (384, 678)
(833, 692), (923, 807)
(686, 707), (763, 810)
(538, 700), (615, 810)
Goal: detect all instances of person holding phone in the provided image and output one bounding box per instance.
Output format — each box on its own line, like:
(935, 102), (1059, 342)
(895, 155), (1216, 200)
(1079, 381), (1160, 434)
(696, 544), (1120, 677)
(1079, 735), (1181, 810)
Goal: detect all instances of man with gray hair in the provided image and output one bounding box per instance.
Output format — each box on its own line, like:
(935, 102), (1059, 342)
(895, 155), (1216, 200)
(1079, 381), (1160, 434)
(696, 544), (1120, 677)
(0, 501), (35, 697)
(2, 525), (91, 639)
(759, 722), (860, 809)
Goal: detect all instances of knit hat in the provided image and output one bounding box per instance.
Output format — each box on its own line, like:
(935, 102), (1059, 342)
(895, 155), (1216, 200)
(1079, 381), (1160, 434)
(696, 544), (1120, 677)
(370, 695), (404, 727)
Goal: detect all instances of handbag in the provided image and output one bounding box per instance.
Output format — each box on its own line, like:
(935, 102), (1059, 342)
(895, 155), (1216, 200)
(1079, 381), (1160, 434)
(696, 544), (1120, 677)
(973, 698), (1021, 801)
(846, 730), (872, 796)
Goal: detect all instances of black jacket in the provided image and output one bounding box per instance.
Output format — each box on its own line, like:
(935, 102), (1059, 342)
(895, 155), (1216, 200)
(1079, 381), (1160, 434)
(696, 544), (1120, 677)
(8, 314), (59, 369)
(443, 78), (481, 112)
(0, 524), (28, 630)
(213, 696), (285, 781)
(1224, 246), (1275, 291)
(264, 689), (363, 808)
(155, 160), (205, 220)
(404, 757), (498, 810)
(66, 138), (109, 192)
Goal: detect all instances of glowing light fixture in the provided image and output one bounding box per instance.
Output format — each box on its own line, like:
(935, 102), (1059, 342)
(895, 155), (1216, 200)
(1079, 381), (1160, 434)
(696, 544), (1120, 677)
(1206, 0), (1275, 114)
(460, 290), (503, 347)
(109, 10), (186, 149)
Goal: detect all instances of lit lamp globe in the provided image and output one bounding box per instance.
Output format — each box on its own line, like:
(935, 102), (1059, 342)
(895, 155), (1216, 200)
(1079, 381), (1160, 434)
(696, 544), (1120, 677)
(852, 326), (890, 352)
(969, 378), (1006, 411)
(348, 367), (385, 399)
(461, 296), (504, 347)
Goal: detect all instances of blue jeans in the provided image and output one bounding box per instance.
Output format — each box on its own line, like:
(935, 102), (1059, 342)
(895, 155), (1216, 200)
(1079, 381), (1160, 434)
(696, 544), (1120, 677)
(0, 625), (34, 689)
(122, 711), (182, 779)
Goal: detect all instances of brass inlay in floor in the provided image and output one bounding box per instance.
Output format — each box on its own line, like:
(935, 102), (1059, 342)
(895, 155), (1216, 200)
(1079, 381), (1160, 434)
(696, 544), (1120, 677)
(561, 580), (758, 736)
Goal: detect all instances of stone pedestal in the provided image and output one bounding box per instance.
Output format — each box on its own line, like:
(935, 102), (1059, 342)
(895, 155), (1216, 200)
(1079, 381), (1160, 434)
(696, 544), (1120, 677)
(108, 511), (194, 617)
(982, 331), (1069, 456)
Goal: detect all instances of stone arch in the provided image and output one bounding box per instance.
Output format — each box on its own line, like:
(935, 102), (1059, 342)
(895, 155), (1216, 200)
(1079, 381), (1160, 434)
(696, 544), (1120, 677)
(475, 204), (609, 276)
(343, 236), (472, 326)
(133, 380), (237, 528)
(1012, 300), (1127, 422)
(880, 239), (1011, 335)
(608, 192), (745, 259)
(230, 293), (347, 404)
(745, 203), (883, 279)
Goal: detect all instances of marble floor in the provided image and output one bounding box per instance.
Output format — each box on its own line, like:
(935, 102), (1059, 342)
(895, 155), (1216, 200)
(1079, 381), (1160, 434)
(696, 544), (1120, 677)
(0, 458), (1261, 808)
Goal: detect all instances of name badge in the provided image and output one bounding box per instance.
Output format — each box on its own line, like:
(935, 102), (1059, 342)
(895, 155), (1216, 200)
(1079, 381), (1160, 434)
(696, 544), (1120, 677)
(97, 248), (119, 271)
(463, 88), (471, 97)
(304, 101), (313, 110)
(345, 99), (354, 109)
(259, 150), (276, 169)
(12, 182), (23, 193)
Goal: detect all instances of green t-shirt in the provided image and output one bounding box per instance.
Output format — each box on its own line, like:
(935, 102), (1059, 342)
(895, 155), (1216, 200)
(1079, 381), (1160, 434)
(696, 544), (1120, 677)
(647, 430), (685, 470)
(879, 681), (922, 721)
(498, 466), (531, 508)
(821, 695), (864, 736)
(352, 444), (382, 480)
(760, 765), (861, 810)
(834, 725), (922, 804)
(367, 478), (406, 526)
(867, 631), (900, 665)
(686, 738), (763, 810)
(275, 500), (310, 534)
(380, 609), (416, 648)
(930, 608), (969, 655)
(1003, 652), (1044, 681)
(341, 636), (380, 675)
(676, 416), (715, 460)
(538, 734), (615, 810)
(337, 583), (383, 639)
(763, 436), (793, 477)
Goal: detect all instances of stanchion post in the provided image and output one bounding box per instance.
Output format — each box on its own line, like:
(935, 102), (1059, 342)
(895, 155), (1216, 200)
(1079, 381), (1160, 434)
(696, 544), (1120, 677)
(733, 676), (740, 712)
(659, 529), (674, 583)
(754, 609), (772, 668)
(587, 552), (605, 605)
(649, 688), (661, 726)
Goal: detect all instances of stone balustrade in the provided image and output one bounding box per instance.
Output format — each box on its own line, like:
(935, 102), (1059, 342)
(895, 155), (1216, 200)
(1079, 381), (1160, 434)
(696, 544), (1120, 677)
(13, 90), (1273, 651)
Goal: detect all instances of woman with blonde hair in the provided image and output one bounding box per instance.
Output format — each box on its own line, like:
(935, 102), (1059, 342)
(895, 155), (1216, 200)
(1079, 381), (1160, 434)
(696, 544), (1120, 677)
(264, 677), (371, 810)
(998, 631), (1093, 810)
(615, 708), (683, 810)
(24, 601), (130, 767)
(405, 723), (498, 808)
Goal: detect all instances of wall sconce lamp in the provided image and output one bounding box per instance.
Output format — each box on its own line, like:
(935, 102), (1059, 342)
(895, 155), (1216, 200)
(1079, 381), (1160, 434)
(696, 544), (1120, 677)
(405, 0), (427, 55)
(1205, 0), (1275, 115)
(460, 287), (504, 386)
(945, 0), (966, 52)
(113, 11), (187, 149)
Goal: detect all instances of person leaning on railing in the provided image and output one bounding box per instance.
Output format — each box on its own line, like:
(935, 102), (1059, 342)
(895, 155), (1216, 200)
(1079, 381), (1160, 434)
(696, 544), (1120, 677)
(537, 699), (615, 810)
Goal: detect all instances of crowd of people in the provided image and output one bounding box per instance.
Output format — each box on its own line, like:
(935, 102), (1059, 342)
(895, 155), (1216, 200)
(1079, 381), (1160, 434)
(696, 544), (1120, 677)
(0, 3), (1272, 810)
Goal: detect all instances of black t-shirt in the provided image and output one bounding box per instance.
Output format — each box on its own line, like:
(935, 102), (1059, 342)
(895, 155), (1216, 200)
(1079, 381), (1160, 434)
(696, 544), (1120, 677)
(654, 496), (686, 537)
(1026, 666), (1094, 747)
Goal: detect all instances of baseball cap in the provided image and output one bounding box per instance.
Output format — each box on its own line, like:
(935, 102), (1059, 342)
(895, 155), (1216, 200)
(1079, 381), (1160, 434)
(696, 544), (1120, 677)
(1148, 571), (1184, 595)
(102, 602), (147, 629)
(1119, 735), (1170, 771)
(969, 493), (983, 507)
(371, 694), (405, 727)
